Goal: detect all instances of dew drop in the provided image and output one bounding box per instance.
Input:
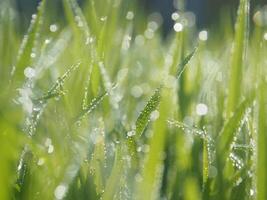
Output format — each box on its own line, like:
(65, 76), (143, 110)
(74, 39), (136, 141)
(48, 144), (54, 154)
(37, 158), (45, 166)
(30, 53), (36, 58)
(173, 22), (183, 32)
(150, 110), (159, 121)
(54, 184), (67, 200)
(196, 103), (208, 116)
(49, 24), (58, 32)
(199, 30), (208, 41)
(24, 67), (36, 79)
(171, 12), (180, 21)
(100, 16), (107, 22)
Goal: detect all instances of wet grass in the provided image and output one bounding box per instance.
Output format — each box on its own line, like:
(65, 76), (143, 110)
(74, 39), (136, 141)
(0, 0), (267, 199)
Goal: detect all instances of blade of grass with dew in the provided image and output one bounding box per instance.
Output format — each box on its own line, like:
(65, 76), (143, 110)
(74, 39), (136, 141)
(14, 0), (46, 79)
(218, 97), (253, 158)
(89, 118), (106, 195)
(135, 87), (172, 200)
(176, 47), (197, 79)
(135, 86), (162, 138)
(74, 90), (109, 124)
(226, 0), (249, 117)
(34, 62), (81, 102)
(102, 145), (124, 200)
(257, 80), (267, 200)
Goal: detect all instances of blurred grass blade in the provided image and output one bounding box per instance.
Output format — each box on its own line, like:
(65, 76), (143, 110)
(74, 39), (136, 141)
(203, 134), (209, 188)
(102, 145), (123, 200)
(15, 0), (46, 77)
(90, 118), (106, 194)
(226, 0), (249, 117)
(257, 80), (267, 200)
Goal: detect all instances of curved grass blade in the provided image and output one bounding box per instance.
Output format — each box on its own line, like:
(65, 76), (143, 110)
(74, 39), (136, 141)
(226, 0), (249, 117)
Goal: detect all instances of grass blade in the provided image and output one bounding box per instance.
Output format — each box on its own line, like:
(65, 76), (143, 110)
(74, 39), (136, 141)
(257, 80), (267, 200)
(226, 0), (249, 117)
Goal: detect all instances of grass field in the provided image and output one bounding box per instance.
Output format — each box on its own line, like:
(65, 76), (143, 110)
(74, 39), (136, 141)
(0, 0), (267, 199)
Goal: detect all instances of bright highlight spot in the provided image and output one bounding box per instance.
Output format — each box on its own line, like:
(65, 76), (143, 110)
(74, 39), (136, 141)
(54, 184), (67, 200)
(24, 67), (36, 79)
(199, 30), (208, 41)
(196, 103), (208, 116)
(173, 23), (183, 32)
(49, 24), (58, 32)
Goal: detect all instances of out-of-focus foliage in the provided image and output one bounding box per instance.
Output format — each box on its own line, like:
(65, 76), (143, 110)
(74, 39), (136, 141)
(0, 0), (266, 199)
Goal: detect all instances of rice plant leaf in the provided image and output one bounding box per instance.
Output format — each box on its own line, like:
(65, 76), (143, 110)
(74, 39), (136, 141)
(226, 0), (249, 117)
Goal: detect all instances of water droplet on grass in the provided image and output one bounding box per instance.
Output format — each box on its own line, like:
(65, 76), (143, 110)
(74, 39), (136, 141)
(199, 30), (208, 41)
(54, 184), (67, 200)
(24, 67), (36, 79)
(173, 22), (183, 32)
(196, 103), (208, 116)
(150, 110), (159, 121)
(171, 12), (180, 21)
(37, 158), (45, 166)
(100, 16), (107, 22)
(48, 144), (54, 154)
(49, 24), (58, 32)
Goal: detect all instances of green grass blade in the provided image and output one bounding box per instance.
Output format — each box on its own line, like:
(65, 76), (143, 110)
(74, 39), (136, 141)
(176, 47), (197, 79)
(257, 80), (267, 200)
(135, 88), (172, 200)
(102, 145), (124, 200)
(135, 87), (162, 138)
(15, 0), (46, 77)
(226, 0), (249, 117)
(218, 97), (253, 158)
